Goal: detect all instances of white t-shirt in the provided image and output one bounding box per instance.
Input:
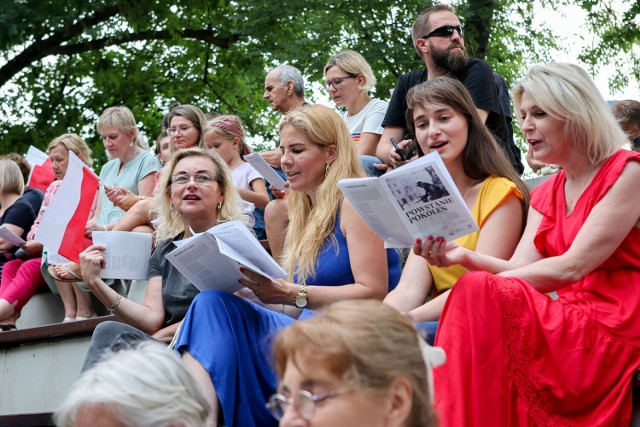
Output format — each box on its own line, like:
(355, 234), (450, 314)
(231, 162), (264, 227)
(342, 98), (389, 143)
(231, 161), (263, 190)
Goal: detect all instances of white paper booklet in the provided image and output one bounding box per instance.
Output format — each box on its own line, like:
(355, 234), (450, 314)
(0, 225), (25, 246)
(166, 220), (286, 293)
(92, 231), (153, 280)
(338, 151), (478, 248)
(243, 152), (287, 190)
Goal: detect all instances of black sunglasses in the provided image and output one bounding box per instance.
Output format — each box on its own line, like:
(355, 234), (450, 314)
(423, 25), (465, 39)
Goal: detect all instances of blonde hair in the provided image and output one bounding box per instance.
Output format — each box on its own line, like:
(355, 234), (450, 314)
(512, 63), (627, 165)
(154, 148), (245, 241)
(279, 104), (365, 281)
(273, 300), (438, 427)
(48, 133), (93, 167)
(205, 115), (250, 158)
(96, 106), (141, 148)
(324, 50), (377, 92)
(0, 159), (25, 195)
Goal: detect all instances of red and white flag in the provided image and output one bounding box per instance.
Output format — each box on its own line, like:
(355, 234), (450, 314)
(25, 146), (56, 193)
(35, 152), (99, 263)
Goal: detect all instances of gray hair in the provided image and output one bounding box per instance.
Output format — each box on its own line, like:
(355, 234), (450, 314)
(271, 64), (305, 97)
(55, 342), (210, 427)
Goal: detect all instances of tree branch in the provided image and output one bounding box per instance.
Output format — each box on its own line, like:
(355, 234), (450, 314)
(0, 5), (121, 87)
(49, 29), (241, 57)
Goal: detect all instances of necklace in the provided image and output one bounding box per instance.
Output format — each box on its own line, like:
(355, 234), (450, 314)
(122, 146), (140, 166)
(566, 165), (596, 213)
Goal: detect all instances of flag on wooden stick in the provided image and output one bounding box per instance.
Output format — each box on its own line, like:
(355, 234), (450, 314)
(35, 152), (99, 263)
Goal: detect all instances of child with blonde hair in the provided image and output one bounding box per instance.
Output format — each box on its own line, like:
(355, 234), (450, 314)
(204, 115), (269, 233)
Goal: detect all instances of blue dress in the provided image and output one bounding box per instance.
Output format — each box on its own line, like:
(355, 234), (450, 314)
(175, 213), (401, 427)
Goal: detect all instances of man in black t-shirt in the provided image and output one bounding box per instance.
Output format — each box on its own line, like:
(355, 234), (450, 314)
(375, 4), (523, 174)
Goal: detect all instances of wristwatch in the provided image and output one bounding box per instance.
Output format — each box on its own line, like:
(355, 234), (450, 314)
(294, 285), (308, 308)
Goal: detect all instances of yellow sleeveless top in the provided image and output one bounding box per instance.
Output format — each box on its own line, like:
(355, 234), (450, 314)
(430, 176), (522, 293)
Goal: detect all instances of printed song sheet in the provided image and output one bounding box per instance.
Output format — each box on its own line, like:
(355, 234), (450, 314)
(244, 153), (287, 190)
(338, 152), (478, 247)
(0, 226), (25, 246)
(92, 231), (153, 280)
(167, 220), (286, 293)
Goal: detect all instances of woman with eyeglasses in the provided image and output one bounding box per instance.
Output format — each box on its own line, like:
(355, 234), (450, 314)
(324, 50), (387, 177)
(78, 148), (245, 369)
(175, 105), (401, 427)
(270, 299), (439, 426)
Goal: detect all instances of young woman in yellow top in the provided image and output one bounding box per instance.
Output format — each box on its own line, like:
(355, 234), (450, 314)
(384, 77), (529, 338)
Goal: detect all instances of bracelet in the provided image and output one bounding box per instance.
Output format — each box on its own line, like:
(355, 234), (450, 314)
(102, 224), (108, 231)
(108, 295), (122, 315)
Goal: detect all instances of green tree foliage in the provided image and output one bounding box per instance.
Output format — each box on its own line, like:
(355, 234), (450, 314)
(2, 0), (620, 168)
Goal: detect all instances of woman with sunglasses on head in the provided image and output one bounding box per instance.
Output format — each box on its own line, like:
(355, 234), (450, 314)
(383, 77), (528, 343)
(324, 50), (388, 176)
(431, 63), (640, 426)
(270, 299), (439, 427)
(79, 148), (245, 369)
(175, 104), (401, 427)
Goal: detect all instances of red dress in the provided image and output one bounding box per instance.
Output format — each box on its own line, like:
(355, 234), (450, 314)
(434, 150), (640, 426)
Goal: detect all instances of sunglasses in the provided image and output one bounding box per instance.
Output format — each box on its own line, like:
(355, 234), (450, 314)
(633, 137), (640, 148)
(423, 25), (465, 39)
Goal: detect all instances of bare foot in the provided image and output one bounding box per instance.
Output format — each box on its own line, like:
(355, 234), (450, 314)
(53, 263), (82, 280)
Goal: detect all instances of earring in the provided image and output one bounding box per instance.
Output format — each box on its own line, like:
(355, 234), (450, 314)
(325, 163), (331, 175)
(129, 141), (134, 147)
(217, 202), (222, 209)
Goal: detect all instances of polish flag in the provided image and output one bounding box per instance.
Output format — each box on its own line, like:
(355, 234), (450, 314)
(35, 152), (99, 263)
(25, 146), (56, 192)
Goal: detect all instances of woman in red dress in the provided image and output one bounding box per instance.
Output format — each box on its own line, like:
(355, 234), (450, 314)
(420, 63), (640, 426)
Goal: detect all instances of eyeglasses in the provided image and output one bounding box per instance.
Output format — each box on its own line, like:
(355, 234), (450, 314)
(324, 76), (357, 90)
(422, 25), (465, 39)
(266, 386), (354, 420)
(168, 125), (195, 135)
(171, 173), (215, 186)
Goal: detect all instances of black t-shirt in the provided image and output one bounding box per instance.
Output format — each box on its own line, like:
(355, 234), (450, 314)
(22, 187), (44, 214)
(0, 197), (36, 253)
(382, 58), (523, 174)
(148, 232), (200, 326)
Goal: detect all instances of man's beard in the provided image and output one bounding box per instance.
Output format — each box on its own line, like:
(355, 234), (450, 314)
(430, 42), (469, 74)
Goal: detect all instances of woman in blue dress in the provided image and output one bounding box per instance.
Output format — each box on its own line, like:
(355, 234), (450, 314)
(175, 104), (401, 427)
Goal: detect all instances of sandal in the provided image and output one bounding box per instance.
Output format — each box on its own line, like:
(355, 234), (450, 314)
(0, 324), (17, 332)
(47, 263), (82, 283)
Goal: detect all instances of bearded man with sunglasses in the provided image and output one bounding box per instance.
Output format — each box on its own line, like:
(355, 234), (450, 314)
(376, 4), (524, 174)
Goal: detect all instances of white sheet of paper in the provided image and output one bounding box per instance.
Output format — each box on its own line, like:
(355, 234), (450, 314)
(0, 226), (25, 246)
(244, 153), (287, 190)
(166, 220), (286, 293)
(92, 231), (153, 280)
